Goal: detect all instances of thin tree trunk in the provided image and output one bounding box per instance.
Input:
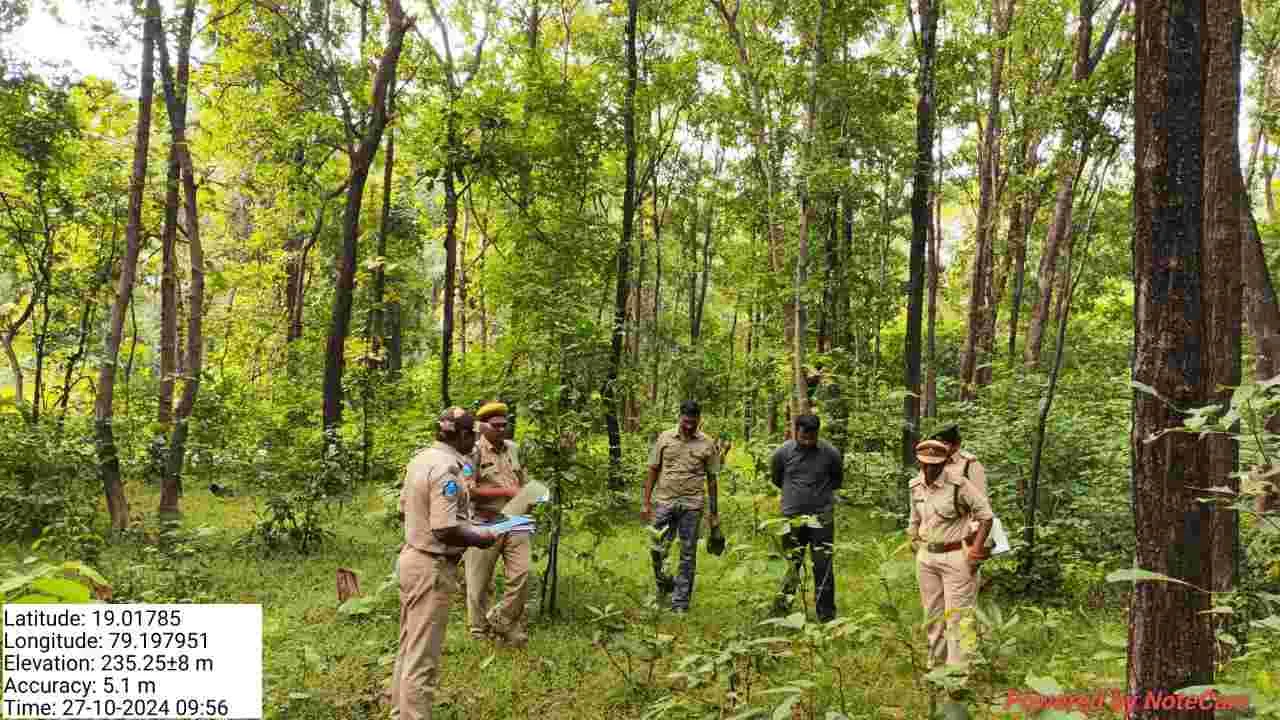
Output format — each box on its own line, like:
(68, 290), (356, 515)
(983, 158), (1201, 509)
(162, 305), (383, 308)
(1025, 0), (1096, 368)
(793, 0), (824, 419)
(159, 143), (180, 432)
(604, 0), (638, 489)
(650, 171), (663, 405)
(2, 296), (35, 418)
(322, 0), (411, 433)
(925, 188), (940, 419)
(369, 66), (396, 362)
(904, 0), (939, 467)
(56, 299), (95, 426)
(1246, 54), (1273, 190)
(960, 0), (1012, 398)
(1006, 130), (1040, 363)
(95, 10), (155, 531)
(459, 191), (470, 359)
(1127, 2), (1218, 714)
(441, 146), (459, 406)
(153, 0), (202, 518)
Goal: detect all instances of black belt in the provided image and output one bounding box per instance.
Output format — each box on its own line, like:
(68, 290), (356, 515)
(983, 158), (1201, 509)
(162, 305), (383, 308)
(926, 541), (963, 554)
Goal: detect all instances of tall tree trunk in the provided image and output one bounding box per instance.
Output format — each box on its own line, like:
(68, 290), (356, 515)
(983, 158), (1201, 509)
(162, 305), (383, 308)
(159, 144), (180, 433)
(1025, 0), (1095, 368)
(153, 0), (201, 518)
(960, 0), (1012, 398)
(458, 192), (470, 359)
(650, 172), (663, 405)
(925, 188), (940, 419)
(322, 0), (411, 433)
(96, 12), (155, 530)
(904, 0), (939, 467)
(369, 66), (397, 363)
(441, 141), (459, 406)
(604, 0), (638, 489)
(1127, 2), (1220, 714)
(1006, 130), (1040, 363)
(792, 0), (824, 419)
(1202, 0), (1243, 607)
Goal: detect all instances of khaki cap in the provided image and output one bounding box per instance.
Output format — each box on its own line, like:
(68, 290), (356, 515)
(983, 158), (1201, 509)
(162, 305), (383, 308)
(915, 439), (950, 465)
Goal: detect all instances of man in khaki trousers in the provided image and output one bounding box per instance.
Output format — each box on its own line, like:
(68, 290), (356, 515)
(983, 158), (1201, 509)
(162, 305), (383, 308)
(392, 407), (498, 720)
(908, 440), (993, 669)
(466, 401), (532, 646)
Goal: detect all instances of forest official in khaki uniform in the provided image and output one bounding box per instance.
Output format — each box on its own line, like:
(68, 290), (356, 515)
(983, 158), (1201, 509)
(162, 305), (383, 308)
(908, 440), (993, 669)
(642, 400), (720, 613)
(393, 408), (498, 720)
(466, 401), (531, 646)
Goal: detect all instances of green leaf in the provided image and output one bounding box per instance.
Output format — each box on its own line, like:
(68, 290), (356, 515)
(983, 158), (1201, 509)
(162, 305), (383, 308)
(60, 561), (108, 588)
(772, 694), (802, 720)
(11, 593), (60, 603)
(29, 577), (91, 603)
(1025, 674), (1063, 696)
(1105, 568), (1204, 591)
(480, 654), (496, 670)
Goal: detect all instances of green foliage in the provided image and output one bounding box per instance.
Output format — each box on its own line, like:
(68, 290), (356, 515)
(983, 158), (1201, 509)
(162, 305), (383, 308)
(1, 557), (108, 603)
(0, 416), (101, 557)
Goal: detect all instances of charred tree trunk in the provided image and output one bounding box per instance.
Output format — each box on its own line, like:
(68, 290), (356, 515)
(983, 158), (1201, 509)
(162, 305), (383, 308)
(1127, 2), (1228, 714)
(904, 0), (939, 467)
(604, 0), (638, 490)
(322, 0), (412, 434)
(94, 10), (155, 531)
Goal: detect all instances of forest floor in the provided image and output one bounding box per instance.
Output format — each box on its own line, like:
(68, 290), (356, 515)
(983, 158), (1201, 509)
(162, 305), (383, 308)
(6, 474), (1275, 719)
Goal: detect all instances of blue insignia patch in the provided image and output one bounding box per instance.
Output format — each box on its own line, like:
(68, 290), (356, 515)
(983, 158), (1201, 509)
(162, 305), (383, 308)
(461, 464), (474, 477)
(443, 480), (459, 498)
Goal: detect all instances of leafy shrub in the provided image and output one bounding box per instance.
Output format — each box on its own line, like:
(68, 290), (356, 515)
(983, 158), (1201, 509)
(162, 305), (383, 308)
(0, 417), (101, 556)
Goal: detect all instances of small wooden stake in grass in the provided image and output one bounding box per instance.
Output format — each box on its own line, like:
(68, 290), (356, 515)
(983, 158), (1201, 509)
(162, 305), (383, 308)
(337, 568), (361, 605)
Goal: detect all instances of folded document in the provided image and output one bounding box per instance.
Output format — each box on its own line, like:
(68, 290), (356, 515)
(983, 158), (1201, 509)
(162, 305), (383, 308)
(482, 514), (537, 535)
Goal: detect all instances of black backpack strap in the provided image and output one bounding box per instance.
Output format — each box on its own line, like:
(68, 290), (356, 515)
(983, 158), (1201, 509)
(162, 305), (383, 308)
(963, 458), (972, 479)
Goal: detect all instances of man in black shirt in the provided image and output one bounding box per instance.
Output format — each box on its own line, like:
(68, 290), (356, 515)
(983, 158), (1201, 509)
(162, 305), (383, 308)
(771, 414), (844, 622)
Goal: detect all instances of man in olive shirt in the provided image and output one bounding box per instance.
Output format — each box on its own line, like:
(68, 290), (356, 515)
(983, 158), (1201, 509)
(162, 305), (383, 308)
(771, 414), (843, 622)
(393, 407), (498, 720)
(466, 401), (531, 646)
(909, 439), (993, 668)
(642, 400), (720, 613)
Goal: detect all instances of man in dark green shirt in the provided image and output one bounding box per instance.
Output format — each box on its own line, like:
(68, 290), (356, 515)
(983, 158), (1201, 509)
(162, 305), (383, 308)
(771, 414), (843, 622)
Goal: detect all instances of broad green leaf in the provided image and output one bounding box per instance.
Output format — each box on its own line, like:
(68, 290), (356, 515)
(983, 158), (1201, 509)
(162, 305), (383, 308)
(29, 577), (91, 603)
(1105, 568), (1204, 591)
(771, 694), (801, 720)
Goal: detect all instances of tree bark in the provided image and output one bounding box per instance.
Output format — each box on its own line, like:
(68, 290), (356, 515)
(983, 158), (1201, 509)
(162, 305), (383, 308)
(94, 10), (155, 531)
(153, 0), (202, 519)
(925, 187), (940, 419)
(369, 66), (397, 363)
(904, 0), (939, 467)
(159, 144), (179, 433)
(1201, 0), (1243, 604)
(604, 0), (638, 490)
(960, 0), (1012, 398)
(322, 0), (412, 433)
(1127, 2), (1220, 714)
(1, 296), (35, 418)
(1006, 130), (1041, 362)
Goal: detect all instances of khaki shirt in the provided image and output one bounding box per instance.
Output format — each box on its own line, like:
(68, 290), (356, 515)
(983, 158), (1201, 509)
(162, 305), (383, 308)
(648, 427), (720, 509)
(907, 467), (993, 545)
(470, 435), (526, 517)
(400, 441), (473, 556)
(945, 449), (987, 498)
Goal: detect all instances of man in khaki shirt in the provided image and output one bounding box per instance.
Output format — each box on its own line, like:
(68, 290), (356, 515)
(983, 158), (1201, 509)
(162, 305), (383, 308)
(909, 439), (993, 669)
(393, 407), (498, 720)
(642, 400), (720, 613)
(465, 401), (531, 646)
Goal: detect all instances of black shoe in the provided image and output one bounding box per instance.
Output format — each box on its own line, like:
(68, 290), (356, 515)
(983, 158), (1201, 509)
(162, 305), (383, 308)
(656, 576), (675, 595)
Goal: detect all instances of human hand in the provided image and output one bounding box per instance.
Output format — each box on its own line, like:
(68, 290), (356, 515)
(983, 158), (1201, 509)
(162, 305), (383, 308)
(641, 504), (654, 523)
(708, 513), (720, 528)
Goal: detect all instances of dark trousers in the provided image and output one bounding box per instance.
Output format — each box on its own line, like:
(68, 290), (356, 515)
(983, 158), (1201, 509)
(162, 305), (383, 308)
(650, 502), (701, 609)
(777, 513), (836, 621)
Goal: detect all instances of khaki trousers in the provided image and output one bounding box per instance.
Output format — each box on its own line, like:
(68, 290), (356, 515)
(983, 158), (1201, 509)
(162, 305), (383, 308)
(916, 547), (977, 668)
(465, 532), (531, 636)
(392, 547), (459, 720)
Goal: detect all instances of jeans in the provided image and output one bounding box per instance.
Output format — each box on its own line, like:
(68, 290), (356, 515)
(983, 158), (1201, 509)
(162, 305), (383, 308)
(650, 502), (702, 609)
(777, 512), (836, 621)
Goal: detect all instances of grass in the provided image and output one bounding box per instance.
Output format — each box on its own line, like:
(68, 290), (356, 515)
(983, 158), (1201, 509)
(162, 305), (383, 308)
(4, 472), (1277, 720)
